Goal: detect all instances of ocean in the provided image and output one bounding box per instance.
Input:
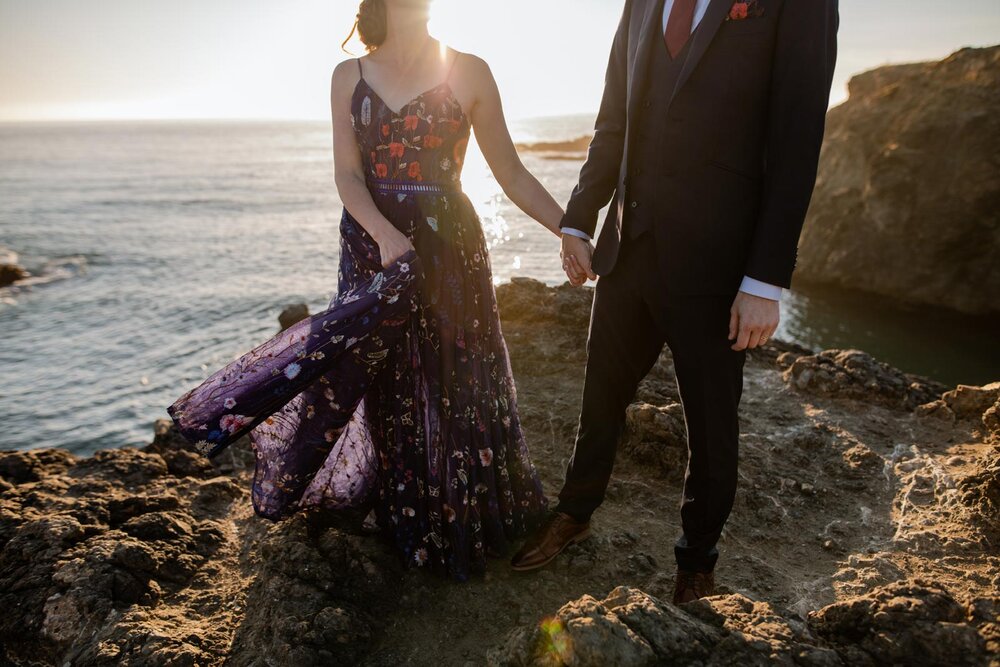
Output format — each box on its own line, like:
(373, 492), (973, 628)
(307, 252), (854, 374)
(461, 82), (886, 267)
(1, 118), (997, 455)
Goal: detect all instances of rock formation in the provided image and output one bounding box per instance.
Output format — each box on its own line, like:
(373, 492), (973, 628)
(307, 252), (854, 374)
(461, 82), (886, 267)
(0, 245), (29, 287)
(795, 45), (1000, 315)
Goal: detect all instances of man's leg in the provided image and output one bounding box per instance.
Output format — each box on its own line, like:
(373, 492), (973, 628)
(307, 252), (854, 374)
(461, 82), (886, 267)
(554, 234), (667, 522)
(656, 294), (747, 572)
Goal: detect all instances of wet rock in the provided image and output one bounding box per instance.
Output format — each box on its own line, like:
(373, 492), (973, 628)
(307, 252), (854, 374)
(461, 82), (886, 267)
(783, 348), (947, 409)
(279, 303), (310, 331)
(0, 264), (28, 286)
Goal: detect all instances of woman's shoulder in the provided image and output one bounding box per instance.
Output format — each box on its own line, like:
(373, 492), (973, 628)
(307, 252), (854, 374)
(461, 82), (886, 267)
(446, 47), (489, 74)
(446, 48), (494, 93)
(330, 57), (363, 94)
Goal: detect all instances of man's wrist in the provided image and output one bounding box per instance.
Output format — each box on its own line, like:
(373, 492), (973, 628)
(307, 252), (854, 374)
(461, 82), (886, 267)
(739, 275), (784, 301)
(561, 227), (593, 241)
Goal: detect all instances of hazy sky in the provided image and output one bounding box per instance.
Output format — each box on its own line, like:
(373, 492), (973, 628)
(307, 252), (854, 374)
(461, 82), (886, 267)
(1, 0), (998, 121)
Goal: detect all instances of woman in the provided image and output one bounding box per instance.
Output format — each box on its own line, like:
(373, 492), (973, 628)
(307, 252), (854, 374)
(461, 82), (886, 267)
(167, 0), (572, 581)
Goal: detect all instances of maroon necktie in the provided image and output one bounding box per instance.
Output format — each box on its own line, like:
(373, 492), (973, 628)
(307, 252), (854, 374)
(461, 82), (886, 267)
(664, 0), (697, 58)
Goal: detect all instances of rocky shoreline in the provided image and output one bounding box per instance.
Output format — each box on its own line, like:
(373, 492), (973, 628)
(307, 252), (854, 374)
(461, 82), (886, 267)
(1, 277), (997, 666)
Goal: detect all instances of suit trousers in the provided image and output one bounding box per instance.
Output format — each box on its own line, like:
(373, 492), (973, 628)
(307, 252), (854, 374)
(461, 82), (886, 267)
(553, 229), (747, 572)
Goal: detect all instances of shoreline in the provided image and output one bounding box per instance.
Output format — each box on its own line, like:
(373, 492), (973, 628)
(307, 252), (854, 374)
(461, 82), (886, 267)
(2, 278), (997, 665)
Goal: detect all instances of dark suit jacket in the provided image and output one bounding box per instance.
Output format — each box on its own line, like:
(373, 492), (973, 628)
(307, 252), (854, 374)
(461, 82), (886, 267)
(560, 0), (839, 294)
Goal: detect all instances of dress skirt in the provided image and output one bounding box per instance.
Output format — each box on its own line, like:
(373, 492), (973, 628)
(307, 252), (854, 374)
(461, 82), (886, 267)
(167, 184), (550, 581)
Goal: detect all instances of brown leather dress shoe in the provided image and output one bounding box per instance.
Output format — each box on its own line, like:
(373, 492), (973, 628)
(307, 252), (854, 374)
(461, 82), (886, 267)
(672, 568), (716, 604)
(510, 511), (591, 571)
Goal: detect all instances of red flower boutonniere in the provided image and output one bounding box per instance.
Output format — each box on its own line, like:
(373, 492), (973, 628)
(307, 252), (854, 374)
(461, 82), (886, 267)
(726, 0), (764, 21)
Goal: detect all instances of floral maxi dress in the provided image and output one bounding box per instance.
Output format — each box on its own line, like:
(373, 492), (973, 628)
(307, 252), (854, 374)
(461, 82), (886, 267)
(167, 57), (550, 581)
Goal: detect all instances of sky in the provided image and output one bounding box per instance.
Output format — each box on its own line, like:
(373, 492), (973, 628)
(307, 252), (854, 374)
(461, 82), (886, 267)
(1, 0), (998, 122)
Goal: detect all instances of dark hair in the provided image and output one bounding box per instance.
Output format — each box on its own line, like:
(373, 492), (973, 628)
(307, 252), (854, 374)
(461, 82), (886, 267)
(342, 0), (387, 52)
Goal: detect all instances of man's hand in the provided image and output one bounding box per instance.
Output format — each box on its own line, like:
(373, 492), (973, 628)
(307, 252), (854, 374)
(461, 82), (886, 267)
(729, 291), (780, 350)
(561, 234), (598, 286)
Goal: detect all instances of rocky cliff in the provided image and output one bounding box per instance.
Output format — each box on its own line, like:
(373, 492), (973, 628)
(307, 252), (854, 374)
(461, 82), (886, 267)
(1, 278), (998, 666)
(795, 45), (1000, 315)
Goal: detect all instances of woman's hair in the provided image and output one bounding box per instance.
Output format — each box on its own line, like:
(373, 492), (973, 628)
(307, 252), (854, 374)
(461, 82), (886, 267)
(342, 0), (388, 52)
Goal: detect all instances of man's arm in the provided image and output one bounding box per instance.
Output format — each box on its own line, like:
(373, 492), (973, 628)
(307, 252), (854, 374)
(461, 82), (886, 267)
(560, 0), (633, 238)
(566, 223), (785, 300)
(743, 0), (839, 288)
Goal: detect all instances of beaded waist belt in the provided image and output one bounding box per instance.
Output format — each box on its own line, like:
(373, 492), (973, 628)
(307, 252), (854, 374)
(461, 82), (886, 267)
(367, 179), (461, 194)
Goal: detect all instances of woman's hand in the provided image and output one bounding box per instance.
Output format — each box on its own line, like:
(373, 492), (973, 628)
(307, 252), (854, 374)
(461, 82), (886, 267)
(375, 226), (415, 269)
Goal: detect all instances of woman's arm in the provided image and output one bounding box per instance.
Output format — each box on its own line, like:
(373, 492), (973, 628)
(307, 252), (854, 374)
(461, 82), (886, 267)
(330, 60), (414, 267)
(465, 56), (565, 238)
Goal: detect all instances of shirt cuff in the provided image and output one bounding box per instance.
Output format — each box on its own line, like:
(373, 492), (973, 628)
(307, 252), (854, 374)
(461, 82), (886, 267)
(561, 227), (592, 241)
(739, 275), (783, 301)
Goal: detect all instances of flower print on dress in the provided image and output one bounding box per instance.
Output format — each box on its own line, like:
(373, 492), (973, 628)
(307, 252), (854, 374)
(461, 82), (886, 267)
(361, 96), (372, 126)
(169, 62), (549, 584)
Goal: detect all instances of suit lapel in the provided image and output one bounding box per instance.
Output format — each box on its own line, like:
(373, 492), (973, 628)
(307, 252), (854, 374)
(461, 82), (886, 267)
(626, 0), (666, 133)
(669, 0), (732, 104)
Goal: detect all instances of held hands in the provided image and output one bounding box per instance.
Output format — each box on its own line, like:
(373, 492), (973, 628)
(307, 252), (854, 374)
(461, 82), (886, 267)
(729, 291), (780, 351)
(561, 234), (598, 287)
(376, 226), (416, 269)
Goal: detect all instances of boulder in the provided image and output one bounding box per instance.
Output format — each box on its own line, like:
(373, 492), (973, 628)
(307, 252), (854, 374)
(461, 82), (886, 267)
(795, 46), (1000, 314)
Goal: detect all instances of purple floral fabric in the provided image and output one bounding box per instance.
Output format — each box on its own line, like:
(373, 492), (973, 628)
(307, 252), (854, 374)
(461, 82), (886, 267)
(166, 73), (550, 581)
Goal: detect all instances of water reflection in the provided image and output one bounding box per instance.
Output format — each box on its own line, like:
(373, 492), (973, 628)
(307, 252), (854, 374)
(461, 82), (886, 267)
(462, 139), (999, 387)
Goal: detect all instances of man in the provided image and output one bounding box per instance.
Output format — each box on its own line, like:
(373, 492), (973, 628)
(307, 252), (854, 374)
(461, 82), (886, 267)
(510, 0), (839, 604)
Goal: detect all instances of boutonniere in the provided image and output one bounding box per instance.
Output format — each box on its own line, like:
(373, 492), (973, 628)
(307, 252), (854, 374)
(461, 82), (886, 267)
(726, 0), (764, 21)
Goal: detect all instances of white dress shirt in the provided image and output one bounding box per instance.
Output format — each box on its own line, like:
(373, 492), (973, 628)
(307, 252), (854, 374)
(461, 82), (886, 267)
(563, 0), (785, 302)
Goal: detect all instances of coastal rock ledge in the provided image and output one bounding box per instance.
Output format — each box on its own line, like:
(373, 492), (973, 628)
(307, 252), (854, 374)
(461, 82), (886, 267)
(2, 278), (998, 666)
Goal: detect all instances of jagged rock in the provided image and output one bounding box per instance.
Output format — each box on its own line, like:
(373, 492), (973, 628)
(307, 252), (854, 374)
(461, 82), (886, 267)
(491, 580), (998, 666)
(0, 263), (28, 287)
(957, 445), (1000, 543)
(496, 277), (593, 329)
(487, 585), (842, 666)
(0, 445), (246, 665)
(809, 579), (995, 666)
(984, 398), (1000, 440)
(622, 401), (687, 479)
(229, 514), (399, 666)
(795, 46), (1000, 314)
(944, 383), (1000, 419)
(278, 303), (310, 331)
(783, 348), (948, 409)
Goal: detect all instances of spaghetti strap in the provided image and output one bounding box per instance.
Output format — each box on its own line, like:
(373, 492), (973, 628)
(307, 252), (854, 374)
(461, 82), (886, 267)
(445, 50), (460, 81)
(357, 57), (363, 78)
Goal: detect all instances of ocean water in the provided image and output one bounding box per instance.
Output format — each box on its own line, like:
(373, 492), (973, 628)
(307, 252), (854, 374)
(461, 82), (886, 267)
(1, 119), (997, 455)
